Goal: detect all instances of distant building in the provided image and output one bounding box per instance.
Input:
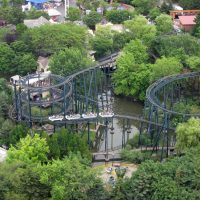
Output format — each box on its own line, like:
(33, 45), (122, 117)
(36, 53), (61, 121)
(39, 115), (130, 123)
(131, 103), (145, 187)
(24, 16), (50, 28)
(178, 15), (196, 32)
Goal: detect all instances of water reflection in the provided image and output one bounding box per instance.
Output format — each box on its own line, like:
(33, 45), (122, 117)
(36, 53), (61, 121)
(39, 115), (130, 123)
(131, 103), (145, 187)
(97, 96), (143, 152)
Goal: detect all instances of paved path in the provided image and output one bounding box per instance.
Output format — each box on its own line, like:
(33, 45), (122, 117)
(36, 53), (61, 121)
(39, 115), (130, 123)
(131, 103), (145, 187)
(0, 147), (7, 162)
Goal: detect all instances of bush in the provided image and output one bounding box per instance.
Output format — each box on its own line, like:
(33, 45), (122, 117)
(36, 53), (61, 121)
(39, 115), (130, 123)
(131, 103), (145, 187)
(106, 10), (133, 24)
(127, 133), (151, 148)
(68, 7), (81, 21)
(121, 149), (152, 164)
(83, 11), (102, 30)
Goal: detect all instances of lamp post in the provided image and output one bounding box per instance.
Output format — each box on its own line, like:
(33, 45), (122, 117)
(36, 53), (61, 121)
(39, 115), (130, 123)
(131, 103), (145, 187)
(64, 0), (70, 19)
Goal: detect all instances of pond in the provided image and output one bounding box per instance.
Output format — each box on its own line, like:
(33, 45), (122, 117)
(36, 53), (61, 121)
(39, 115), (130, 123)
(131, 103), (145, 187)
(97, 96), (144, 152)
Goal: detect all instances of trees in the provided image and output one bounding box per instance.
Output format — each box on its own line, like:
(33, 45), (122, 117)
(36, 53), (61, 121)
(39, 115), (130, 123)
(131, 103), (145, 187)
(186, 56), (200, 71)
(91, 26), (113, 58)
(7, 134), (49, 164)
(0, 43), (15, 73)
(0, 42), (37, 75)
(178, 0), (200, 9)
(83, 11), (102, 30)
(124, 15), (157, 46)
(150, 57), (183, 82)
(193, 14), (200, 38)
(13, 53), (37, 75)
(0, 6), (25, 25)
(22, 24), (88, 56)
(38, 156), (106, 200)
(77, 0), (107, 10)
(175, 118), (200, 153)
(112, 31), (132, 51)
(44, 128), (92, 160)
(151, 34), (200, 62)
(0, 161), (51, 200)
(149, 7), (161, 20)
(25, 9), (50, 20)
(155, 14), (173, 35)
(112, 39), (150, 101)
(68, 7), (81, 21)
(106, 10), (133, 24)
(50, 47), (92, 76)
(123, 39), (149, 64)
(112, 146), (200, 200)
(131, 0), (159, 15)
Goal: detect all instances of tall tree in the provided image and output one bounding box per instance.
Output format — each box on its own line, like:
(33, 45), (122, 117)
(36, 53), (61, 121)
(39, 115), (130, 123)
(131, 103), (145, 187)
(131, 0), (159, 15)
(178, 0), (200, 9)
(150, 56), (183, 82)
(112, 39), (151, 101)
(83, 11), (102, 30)
(7, 134), (49, 164)
(91, 26), (113, 58)
(124, 15), (156, 46)
(50, 47), (92, 76)
(22, 24), (88, 56)
(68, 7), (81, 21)
(175, 117), (200, 153)
(155, 14), (173, 35)
(38, 156), (106, 200)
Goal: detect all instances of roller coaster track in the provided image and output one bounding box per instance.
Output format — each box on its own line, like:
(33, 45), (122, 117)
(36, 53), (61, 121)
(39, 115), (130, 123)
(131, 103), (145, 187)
(9, 51), (174, 131)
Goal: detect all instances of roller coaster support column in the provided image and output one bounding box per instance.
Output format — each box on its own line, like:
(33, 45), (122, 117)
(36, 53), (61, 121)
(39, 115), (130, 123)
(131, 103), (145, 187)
(27, 78), (32, 128)
(87, 121), (90, 148)
(110, 119), (114, 151)
(105, 119), (109, 161)
(122, 119), (125, 148)
(13, 81), (18, 121)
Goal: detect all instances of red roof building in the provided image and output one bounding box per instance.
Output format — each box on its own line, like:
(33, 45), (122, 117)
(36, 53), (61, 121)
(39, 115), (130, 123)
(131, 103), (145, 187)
(178, 15), (196, 32)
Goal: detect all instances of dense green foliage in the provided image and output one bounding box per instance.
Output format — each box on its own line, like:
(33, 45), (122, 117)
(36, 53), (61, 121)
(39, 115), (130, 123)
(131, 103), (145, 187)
(25, 9), (50, 20)
(0, 78), (17, 147)
(150, 57), (183, 82)
(112, 146), (200, 200)
(91, 26), (113, 58)
(38, 156), (105, 200)
(177, 0), (200, 9)
(42, 128), (92, 160)
(106, 10), (133, 24)
(193, 14), (200, 38)
(22, 24), (88, 55)
(149, 7), (161, 20)
(77, 0), (107, 10)
(176, 118), (200, 153)
(155, 14), (173, 35)
(50, 47), (92, 76)
(112, 39), (151, 100)
(0, 42), (37, 75)
(0, 133), (107, 200)
(0, 2), (200, 199)
(0, 161), (51, 200)
(68, 7), (81, 21)
(0, 6), (25, 25)
(151, 34), (200, 63)
(124, 15), (157, 46)
(131, 0), (159, 15)
(7, 134), (49, 164)
(83, 11), (102, 30)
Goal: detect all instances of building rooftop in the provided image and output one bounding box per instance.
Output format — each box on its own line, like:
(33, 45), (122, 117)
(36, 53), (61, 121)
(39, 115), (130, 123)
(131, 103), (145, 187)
(178, 15), (196, 25)
(24, 16), (50, 28)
